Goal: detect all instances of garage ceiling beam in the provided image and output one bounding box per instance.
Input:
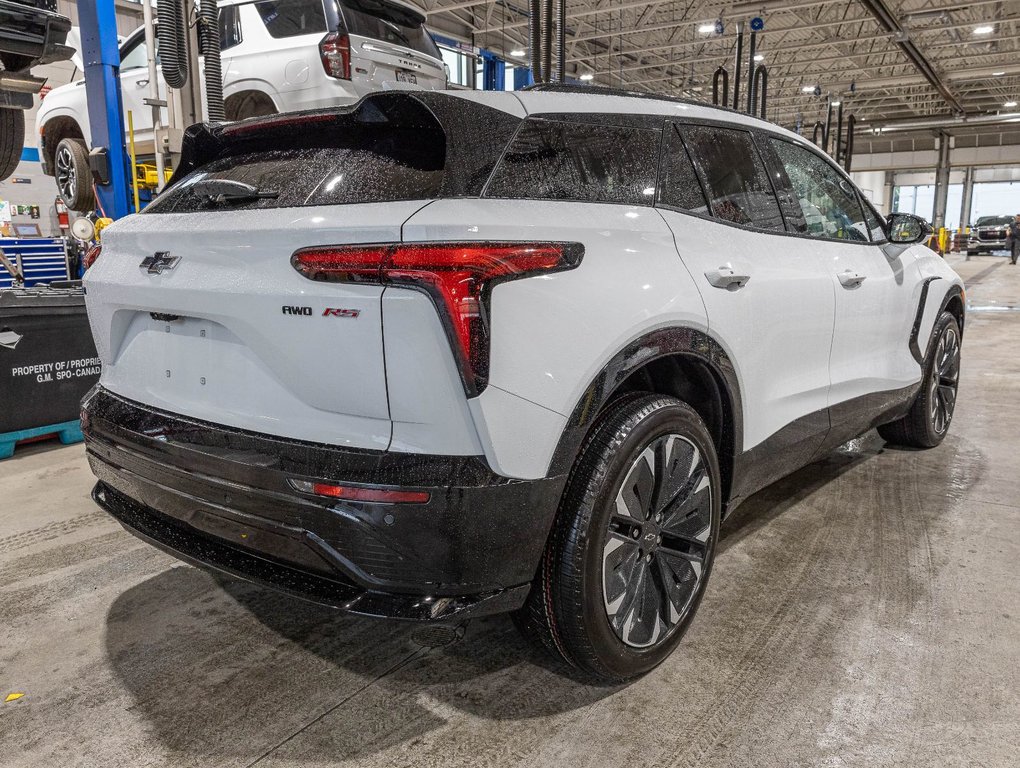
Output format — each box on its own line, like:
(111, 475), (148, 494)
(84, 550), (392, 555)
(855, 0), (964, 114)
(565, 12), (1019, 65)
(466, 0), (1007, 34)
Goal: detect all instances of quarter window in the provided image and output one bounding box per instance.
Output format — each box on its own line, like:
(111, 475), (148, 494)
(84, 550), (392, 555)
(219, 4), (243, 50)
(255, 0), (327, 38)
(769, 138), (870, 242)
(485, 119), (660, 206)
(680, 125), (784, 231)
(861, 199), (886, 242)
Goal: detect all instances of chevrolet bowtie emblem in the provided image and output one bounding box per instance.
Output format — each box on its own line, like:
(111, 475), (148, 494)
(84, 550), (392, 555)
(140, 252), (181, 275)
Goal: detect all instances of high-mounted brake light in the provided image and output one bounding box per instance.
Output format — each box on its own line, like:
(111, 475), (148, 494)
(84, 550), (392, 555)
(289, 479), (430, 504)
(320, 31), (352, 80)
(83, 244), (102, 271)
(291, 242), (584, 393)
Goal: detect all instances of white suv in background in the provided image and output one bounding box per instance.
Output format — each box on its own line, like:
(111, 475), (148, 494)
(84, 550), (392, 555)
(80, 86), (965, 682)
(36, 0), (446, 210)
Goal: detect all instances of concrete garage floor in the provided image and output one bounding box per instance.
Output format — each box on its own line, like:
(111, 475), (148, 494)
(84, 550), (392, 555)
(2, 253), (1019, 768)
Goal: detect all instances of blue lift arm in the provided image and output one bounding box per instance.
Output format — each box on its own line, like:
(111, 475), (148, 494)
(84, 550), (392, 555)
(76, 0), (131, 219)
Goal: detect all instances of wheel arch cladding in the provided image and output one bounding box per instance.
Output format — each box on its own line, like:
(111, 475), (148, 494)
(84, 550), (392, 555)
(910, 280), (965, 365)
(547, 326), (742, 507)
(943, 291), (965, 337)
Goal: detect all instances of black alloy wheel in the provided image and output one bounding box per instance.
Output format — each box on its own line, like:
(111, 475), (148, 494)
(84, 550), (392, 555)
(879, 310), (962, 448)
(929, 321), (960, 436)
(514, 394), (721, 682)
(602, 433), (713, 648)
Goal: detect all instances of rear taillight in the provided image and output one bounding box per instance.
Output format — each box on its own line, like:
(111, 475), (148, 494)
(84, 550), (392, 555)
(288, 479), (430, 504)
(319, 31), (351, 80)
(292, 242), (583, 393)
(83, 244), (102, 271)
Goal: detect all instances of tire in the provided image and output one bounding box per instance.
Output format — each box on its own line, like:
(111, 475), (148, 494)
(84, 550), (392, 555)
(0, 108), (24, 181)
(54, 138), (95, 212)
(878, 310), (961, 449)
(514, 394), (722, 682)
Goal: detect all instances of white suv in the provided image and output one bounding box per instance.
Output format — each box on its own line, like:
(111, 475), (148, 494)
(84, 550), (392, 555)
(80, 86), (965, 682)
(36, 0), (446, 210)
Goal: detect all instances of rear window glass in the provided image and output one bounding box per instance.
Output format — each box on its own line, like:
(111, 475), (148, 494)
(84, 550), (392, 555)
(255, 0), (327, 38)
(680, 125), (784, 231)
(485, 119), (660, 206)
(146, 93), (520, 213)
(340, 0), (440, 59)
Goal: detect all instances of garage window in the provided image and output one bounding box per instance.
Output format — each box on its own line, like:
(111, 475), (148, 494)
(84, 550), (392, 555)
(255, 0), (327, 38)
(485, 118), (660, 205)
(680, 125), (785, 231)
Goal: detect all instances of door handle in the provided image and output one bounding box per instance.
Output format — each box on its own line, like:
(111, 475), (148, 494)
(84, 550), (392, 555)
(838, 269), (867, 288)
(704, 264), (751, 290)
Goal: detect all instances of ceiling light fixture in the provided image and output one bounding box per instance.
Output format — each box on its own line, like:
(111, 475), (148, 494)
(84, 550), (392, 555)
(754, 54), (764, 62)
(1006, 100), (1019, 108)
(972, 25), (994, 34)
(802, 85), (816, 93)
(510, 49), (525, 57)
(831, 100), (841, 106)
(698, 23), (716, 34)
(580, 73), (594, 81)
(993, 71), (1006, 76)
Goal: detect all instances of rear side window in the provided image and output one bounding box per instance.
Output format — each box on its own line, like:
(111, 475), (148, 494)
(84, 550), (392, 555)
(219, 5), (243, 50)
(340, 0), (441, 59)
(485, 119), (660, 205)
(769, 138), (870, 242)
(255, 0), (327, 38)
(659, 124), (710, 215)
(680, 125), (784, 231)
(146, 93), (520, 213)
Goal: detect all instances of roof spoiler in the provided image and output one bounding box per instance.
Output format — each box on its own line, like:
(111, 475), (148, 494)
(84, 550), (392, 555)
(165, 92), (443, 191)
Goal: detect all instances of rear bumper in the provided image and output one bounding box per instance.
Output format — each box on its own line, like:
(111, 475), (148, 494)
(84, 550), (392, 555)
(0, 1), (72, 69)
(82, 386), (566, 620)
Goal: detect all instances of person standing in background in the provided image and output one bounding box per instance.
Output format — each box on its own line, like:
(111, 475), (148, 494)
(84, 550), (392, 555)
(1008, 214), (1020, 265)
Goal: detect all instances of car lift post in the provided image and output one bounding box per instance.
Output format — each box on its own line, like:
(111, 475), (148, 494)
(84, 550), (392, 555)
(76, 0), (131, 219)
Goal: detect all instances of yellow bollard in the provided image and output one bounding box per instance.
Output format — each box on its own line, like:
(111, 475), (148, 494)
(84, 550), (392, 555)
(127, 110), (140, 214)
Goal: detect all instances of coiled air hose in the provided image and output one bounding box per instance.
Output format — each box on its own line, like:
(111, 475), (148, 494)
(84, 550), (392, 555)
(198, 0), (225, 121)
(157, 0), (189, 89)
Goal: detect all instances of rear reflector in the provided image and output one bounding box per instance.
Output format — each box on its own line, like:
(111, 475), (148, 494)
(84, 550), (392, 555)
(289, 479), (430, 504)
(291, 242), (583, 393)
(83, 244), (102, 271)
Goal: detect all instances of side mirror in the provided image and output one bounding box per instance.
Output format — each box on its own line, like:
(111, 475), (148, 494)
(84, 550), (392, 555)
(886, 212), (932, 244)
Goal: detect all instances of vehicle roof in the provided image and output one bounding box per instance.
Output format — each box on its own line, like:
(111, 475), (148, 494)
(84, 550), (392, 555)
(454, 85), (809, 145)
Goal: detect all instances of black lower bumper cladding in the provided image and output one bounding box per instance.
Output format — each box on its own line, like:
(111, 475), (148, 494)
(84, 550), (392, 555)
(82, 386), (565, 621)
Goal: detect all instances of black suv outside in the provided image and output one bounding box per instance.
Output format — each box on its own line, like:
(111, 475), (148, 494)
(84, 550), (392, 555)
(966, 215), (1012, 256)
